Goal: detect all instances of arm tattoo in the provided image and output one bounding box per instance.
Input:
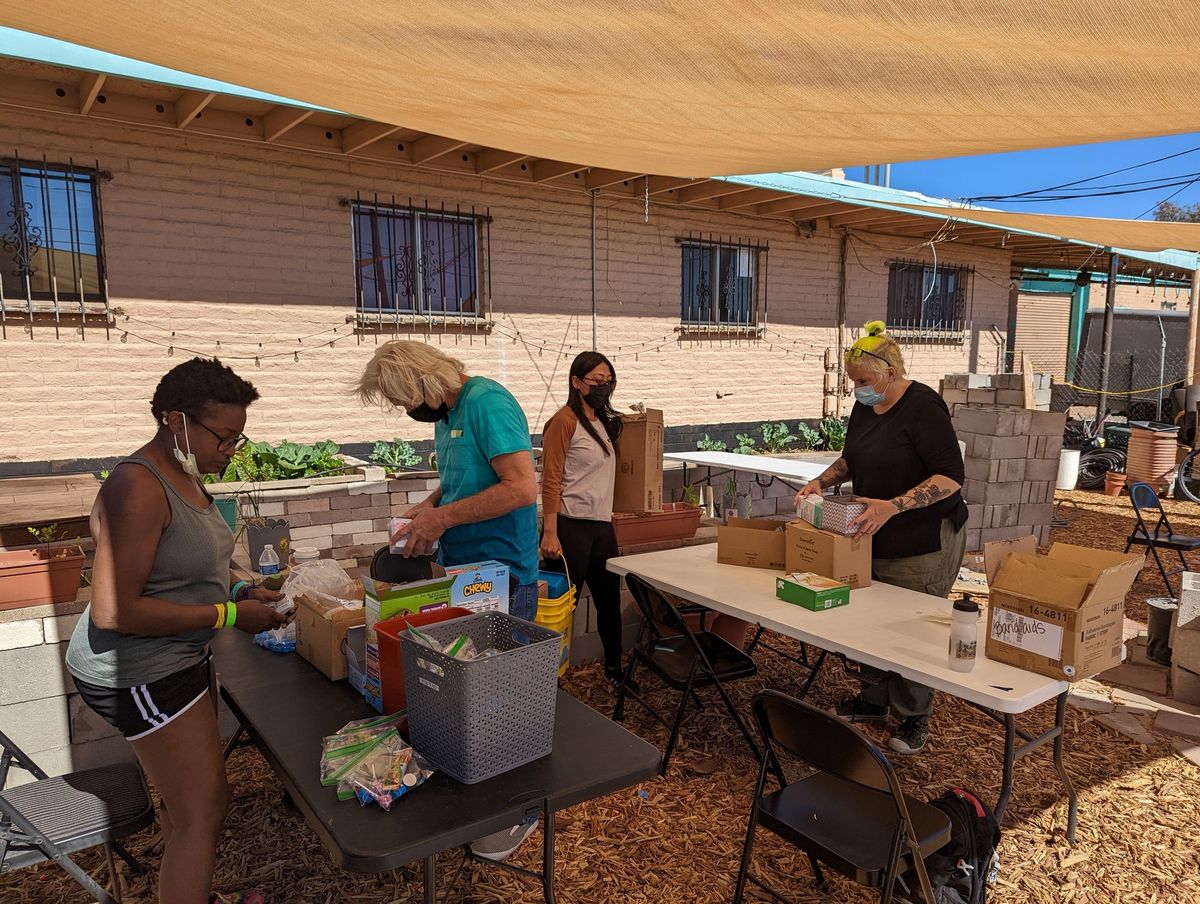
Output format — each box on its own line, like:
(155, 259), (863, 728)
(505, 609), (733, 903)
(891, 478), (951, 513)
(815, 458), (849, 490)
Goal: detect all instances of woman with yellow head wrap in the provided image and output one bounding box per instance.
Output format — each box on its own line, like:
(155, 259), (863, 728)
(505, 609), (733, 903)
(797, 321), (967, 755)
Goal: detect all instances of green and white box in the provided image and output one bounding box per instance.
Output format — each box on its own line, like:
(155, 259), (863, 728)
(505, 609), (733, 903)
(775, 572), (851, 612)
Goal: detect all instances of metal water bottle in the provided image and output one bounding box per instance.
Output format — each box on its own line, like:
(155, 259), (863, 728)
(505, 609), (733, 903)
(948, 594), (979, 672)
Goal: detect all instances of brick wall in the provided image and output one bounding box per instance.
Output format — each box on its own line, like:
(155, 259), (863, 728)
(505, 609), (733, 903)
(0, 108), (1013, 464)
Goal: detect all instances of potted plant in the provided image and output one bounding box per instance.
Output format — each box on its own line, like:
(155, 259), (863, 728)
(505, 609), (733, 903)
(1104, 468), (1127, 497)
(370, 438), (426, 475)
(0, 523), (86, 610)
(612, 502), (704, 547)
(722, 473), (739, 523)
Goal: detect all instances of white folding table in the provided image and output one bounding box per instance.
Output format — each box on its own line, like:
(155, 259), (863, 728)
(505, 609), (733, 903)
(609, 543), (1078, 841)
(665, 451), (828, 489)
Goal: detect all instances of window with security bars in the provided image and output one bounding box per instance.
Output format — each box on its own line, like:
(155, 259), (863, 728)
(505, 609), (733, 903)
(679, 236), (766, 332)
(885, 260), (972, 337)
(352, 201), (489, 321)
(0, 158), (108, 315)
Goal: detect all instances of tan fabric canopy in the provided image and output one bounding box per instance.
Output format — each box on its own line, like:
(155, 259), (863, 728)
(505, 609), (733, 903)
(5, 2), (1200, 177)
(888, 203), (1200, 254)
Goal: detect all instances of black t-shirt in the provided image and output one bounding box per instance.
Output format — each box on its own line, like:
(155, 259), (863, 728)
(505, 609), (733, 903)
(843, 381), (968, 559)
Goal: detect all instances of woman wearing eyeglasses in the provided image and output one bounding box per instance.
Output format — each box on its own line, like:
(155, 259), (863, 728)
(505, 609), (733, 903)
(797, 321), (967, 756)
(539, 351), (626, 683)
(66, 358), (286, 904)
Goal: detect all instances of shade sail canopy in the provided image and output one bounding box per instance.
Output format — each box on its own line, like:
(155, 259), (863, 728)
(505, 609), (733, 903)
(4, 2), (1200, 177)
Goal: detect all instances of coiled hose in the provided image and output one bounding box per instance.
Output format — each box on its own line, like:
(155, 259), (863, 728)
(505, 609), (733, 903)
(1077, 448), (1127, 489)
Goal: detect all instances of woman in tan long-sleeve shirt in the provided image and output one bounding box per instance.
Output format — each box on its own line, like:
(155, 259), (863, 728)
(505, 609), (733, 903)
(540, 351), (625, 682)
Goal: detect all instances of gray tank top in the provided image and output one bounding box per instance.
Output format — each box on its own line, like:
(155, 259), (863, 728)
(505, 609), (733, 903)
(66, 456), (233, 688)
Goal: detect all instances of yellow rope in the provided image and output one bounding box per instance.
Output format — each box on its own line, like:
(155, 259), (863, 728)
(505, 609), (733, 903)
(1055, 372), (1200, 397)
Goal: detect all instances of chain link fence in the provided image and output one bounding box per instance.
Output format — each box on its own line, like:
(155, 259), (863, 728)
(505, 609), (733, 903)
(1022, 346), (1191, 424)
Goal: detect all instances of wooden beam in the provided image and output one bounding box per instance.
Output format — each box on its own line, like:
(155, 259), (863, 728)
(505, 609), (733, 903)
(675, 181), (752, 205)
(532, 160), (589, 182)
(717, 188), (779, 210)
(475, 149), (528, 174)
(263, 106), (314, 142)
(755, 197), (849, 217)
(342, 120), (401, 154)
(176, 90), (215, 129)
(412, 135), (468, 164)
(828, 208), (915, 228)
(79, 73), (105, 115)
(645, 176), (696, 195)
(584, 168), (642, 190)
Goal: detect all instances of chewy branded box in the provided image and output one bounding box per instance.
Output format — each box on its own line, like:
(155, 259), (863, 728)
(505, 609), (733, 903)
(717, 517), (788, 570)
(361, 561), (510, 711)
(984, 537), (1143, 681)
(785, 520), (872, 589)
(776, 572), (850, 611)
(614, 409), (664, 513)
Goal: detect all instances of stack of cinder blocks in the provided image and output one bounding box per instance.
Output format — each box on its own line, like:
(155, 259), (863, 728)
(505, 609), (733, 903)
(951, 406), (1067, 550)
(941, 372), (1052, 411)
(1172, 577), (1200, 705)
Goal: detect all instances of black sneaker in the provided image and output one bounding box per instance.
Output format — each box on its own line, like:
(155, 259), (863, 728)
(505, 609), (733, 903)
(830, 695), (889, 722)
(888, 716), (930, 755)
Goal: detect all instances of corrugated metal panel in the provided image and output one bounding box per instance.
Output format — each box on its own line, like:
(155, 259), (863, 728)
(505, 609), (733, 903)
(1014, 291), (1072, 378)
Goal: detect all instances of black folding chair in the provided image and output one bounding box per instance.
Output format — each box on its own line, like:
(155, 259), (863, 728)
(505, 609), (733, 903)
(613, 573), (761, 775)
(1124, 481), (1200, 598)
(369, 546), (438, 584)
(733, 690), (950, 904)
(0, 729), (152, 904)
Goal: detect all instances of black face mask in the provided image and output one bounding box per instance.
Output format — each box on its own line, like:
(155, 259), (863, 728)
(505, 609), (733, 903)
(583, 385), (613, 410)
(407, 402), (449, 423)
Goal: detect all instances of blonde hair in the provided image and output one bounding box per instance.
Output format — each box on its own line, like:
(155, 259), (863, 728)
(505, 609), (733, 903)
(845, 320), (907, 377)
(356, 340), (466, 410)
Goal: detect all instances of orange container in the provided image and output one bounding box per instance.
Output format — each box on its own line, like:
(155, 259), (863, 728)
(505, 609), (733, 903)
(375, 606), (473, 715)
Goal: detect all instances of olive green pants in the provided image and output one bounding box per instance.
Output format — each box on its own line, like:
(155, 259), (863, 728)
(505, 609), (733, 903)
(857, 518), (967, 719)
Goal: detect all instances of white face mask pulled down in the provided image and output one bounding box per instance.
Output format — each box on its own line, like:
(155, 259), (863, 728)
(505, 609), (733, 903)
(164, 412), (203, 479)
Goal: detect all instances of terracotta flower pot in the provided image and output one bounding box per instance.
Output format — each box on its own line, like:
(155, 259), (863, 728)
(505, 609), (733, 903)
(613, 503), (702, 548)
(0, 546), (85, 611)
(1103, 471), (1127, 497)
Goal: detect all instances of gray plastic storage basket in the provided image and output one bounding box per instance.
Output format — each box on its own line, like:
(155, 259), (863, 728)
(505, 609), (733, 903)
(399, 611), (560, 784)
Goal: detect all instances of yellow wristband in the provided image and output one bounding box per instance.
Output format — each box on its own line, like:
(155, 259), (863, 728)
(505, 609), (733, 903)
(213, 603), (226, 629)
(225, 601), (237, 629)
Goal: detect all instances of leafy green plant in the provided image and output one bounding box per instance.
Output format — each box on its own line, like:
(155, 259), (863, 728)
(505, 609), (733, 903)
(206, 439), (346, 485)
(734, 433), (757, 455)
(371, 438), (424, 470)
(760, 422), (797, 454)
(819, 417), (848, 452)
(27, 524), (74, 559)
(696, 434), (728, 453)
(682, 484), (702, 507)
(794, 422), (822, 451)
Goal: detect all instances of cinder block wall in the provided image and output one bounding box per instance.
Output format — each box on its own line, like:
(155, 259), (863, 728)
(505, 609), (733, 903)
(0, 108), (1013, 465)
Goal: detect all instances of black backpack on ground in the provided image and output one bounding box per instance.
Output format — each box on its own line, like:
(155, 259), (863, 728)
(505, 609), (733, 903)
(897, 787), (1001, 904)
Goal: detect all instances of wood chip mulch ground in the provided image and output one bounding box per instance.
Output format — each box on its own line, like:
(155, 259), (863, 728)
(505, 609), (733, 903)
(4, 488), (1200, 903)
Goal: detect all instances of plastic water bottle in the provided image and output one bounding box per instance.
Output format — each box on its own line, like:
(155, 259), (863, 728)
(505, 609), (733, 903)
(948, 594), (979, 672)
(258, 543), (281, 576)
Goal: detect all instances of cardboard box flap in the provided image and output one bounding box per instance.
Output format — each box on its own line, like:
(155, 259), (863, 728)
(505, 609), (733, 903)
(984, 536), (1037, 585)
(992, 554), (1094, 608)
(296, 592), (364, 621)
(1048, 543), (1144, 603)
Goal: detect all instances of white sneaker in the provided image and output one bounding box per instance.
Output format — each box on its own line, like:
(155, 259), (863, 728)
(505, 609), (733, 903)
(469, 817), (538, 862)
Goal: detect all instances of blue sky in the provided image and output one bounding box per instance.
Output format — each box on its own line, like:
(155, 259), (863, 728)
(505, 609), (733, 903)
(845, 132), (1200, 220)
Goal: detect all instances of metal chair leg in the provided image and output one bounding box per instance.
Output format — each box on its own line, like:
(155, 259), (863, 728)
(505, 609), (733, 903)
(661, 669), (697, 775)
(731, 808), (759, 904)
(711, 675), (762, 763)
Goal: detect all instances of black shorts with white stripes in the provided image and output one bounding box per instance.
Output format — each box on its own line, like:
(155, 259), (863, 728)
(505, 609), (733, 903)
(72, 656), (212, 741)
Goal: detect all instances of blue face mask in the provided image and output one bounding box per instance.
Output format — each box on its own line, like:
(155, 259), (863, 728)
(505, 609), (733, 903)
(854, 375), (889, 407)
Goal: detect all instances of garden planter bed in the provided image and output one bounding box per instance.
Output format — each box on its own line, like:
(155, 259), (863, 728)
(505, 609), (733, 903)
(613, 503), (702, 547)
(0, 545), (86, 611)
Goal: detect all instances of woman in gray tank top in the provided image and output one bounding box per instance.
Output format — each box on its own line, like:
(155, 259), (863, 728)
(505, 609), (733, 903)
(66, 359), (287, 904)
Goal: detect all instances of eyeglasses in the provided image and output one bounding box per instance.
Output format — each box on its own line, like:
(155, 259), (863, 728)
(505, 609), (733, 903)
(845, 347), (892, 367)
(582, 376), (617, 388)
(191, 418), (249, 453)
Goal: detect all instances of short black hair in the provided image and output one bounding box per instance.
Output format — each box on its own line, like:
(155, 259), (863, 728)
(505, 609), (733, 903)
(150, 357), (260, 423)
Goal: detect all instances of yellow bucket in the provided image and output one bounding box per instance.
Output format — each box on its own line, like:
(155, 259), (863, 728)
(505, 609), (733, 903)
(535, 556), (577, 676)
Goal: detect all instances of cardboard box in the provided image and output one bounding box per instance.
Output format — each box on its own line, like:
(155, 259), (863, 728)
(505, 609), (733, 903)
(785, 520), (872, 589)
(776, 572), (850, 611)
(614, 409), (664, 513)
(984, 537), (1144, 681)
(294, 592), (366, 681)
(362, 560), (509, 711)
(718, 517), (788, 570)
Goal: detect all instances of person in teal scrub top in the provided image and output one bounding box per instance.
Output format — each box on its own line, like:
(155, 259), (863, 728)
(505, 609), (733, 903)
(355, 340), (540, 620)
